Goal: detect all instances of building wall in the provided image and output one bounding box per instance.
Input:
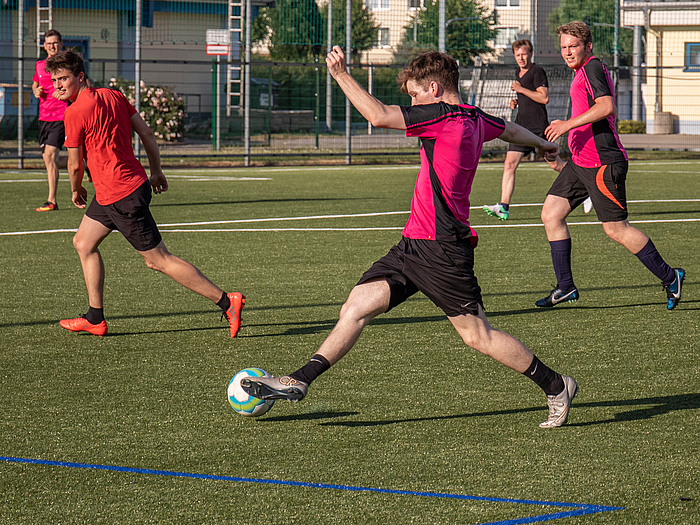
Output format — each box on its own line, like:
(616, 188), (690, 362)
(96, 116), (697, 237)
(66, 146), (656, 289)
(646, 28), (700, 133)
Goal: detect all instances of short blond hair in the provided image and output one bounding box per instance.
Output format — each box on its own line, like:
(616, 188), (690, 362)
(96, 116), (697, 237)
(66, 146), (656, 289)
(556, 21), (592, 46)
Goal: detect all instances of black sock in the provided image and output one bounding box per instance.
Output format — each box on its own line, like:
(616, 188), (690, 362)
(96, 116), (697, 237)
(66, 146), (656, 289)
(216, 292), (230, 312)
(635, 239), (675, 285)
(289, 354), (331, 385)
(550, 238), (575, 291)
(85, 307), (104, 325)
(523, 356), (564, 396)
(500, 203), (510, 211)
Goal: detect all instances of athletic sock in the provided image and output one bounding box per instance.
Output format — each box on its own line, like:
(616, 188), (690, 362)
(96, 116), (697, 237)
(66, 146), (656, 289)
(523, 356), (564, 396)
(634, 239), (676, 285)
(216, 292), (230, 312)
(85, 307), (104, 325)
(289, 354), (331, 385)
(499, 203), (510, 211)
(550, 238), (575, 291)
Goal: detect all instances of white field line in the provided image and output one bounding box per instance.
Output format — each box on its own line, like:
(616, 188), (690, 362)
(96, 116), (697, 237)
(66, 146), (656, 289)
(2, 202), (699, 236)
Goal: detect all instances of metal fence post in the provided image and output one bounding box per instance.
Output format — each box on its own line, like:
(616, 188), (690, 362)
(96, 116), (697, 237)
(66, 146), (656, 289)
(18, 0), (25, 169)
(135, 0), (141, 158)
(345, 0), (351, 165)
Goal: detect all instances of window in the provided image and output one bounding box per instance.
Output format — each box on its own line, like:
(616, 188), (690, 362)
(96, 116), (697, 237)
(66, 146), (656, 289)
(685, 43), (700, 71)
(408, 0), (423, 9)
(378, 28), (390, 47)
(495, 0), (520, 7)
(495, 27), (519, 49)
(366, 0), (390, 10)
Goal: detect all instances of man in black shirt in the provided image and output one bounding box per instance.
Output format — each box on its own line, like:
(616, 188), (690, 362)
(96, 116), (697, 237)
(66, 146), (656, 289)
(484, 39), (550, 220)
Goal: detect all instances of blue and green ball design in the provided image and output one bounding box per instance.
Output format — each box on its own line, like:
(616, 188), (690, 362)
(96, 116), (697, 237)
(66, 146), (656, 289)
(228, 368), (275, 417)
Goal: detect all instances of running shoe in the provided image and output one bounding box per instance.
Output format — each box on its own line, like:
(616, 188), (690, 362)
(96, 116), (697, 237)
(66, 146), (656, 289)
(582, 197), (593, 214)
(535, 287), (579, 308)
(540, 375), (578, 428)
(59, 316), (108, 337)
(36, 201), (58, 212)
(240, 375), (308, 402)
(664, 268), (685, 310)
(482, 203), (509, 220)
(222, 292), (245, 338)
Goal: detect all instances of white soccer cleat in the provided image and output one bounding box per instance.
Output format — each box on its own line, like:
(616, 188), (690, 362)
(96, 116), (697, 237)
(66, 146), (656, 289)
(582, 197), (593, 214)
(540, 375), (578, 428)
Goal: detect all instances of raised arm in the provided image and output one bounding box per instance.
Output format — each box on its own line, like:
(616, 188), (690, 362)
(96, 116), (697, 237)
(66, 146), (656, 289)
(501, 121), (559, 159)
(326, 45), (406, 130)
(67, 145), (87, 208)
(130, 112), (168, 194)
(512, 82), (549, 105)
(545, 95), (614, 142)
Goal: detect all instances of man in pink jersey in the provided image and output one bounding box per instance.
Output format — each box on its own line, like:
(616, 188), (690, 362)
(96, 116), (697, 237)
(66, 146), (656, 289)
(32, 29), (68, 212)
(45, 51), (245, 338)
(242, 46), (579, 429)
(540, 21), (684, 311)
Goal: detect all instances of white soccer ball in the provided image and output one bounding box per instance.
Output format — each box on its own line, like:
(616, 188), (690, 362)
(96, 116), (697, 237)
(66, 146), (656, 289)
(228, 368), (275, 417)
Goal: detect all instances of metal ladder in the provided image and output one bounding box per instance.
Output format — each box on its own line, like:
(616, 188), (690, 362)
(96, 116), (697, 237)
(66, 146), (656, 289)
(36, 0), (53, 57)
(227, 0), (244, 115)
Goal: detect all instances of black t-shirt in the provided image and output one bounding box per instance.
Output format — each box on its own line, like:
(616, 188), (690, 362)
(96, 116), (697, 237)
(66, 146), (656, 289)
(513, 63), (549, 134)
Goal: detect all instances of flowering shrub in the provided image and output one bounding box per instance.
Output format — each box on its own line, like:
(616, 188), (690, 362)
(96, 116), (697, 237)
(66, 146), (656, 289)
(108, 77), (185, 141)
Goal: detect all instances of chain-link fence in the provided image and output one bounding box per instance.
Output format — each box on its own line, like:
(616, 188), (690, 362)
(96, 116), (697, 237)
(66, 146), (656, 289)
(1, 0), (699, 166)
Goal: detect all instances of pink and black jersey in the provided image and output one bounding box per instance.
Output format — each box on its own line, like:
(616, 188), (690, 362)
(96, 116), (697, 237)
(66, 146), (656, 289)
(401, 102), (505, 245)
(569, 57), (627, 168)
(33, 59), (68, 122)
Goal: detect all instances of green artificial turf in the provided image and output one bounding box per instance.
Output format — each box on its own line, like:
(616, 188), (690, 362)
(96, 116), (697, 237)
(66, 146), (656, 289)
(0, 160), (698, 524)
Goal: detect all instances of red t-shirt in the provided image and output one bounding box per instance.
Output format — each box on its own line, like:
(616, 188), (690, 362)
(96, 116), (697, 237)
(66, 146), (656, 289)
(64, 87), (148, 205)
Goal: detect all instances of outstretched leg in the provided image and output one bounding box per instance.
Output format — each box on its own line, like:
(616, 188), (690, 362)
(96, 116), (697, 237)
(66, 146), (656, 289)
(448, 306), (577, 428)
(241, 278), (391, 401)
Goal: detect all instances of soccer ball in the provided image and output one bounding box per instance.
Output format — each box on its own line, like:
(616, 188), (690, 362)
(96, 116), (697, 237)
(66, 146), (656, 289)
(228, 368), (275, 417)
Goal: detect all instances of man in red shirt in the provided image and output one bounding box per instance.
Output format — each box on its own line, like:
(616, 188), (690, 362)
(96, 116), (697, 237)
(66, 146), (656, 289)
(45, 50), (245, 337)
(541, 21), (684, 310)
(242, 47), (579, 429)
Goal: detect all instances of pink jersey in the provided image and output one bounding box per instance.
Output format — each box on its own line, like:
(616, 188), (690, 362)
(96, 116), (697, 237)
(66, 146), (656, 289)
(33, 59), (68, 122)
(568, 56), (627, 167)
(401, 103), (505, 245)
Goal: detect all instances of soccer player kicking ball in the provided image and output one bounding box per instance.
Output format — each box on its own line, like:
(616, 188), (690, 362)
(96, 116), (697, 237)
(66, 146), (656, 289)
(45, 51), (245, 338)
(539, 21), (684, 310)
(242, 46), (577, 428)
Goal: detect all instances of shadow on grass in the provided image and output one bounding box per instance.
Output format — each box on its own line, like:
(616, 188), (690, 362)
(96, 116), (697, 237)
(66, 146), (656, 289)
(152, 197), (365, 208)
(3, 283), (696, 334)
(309, 393), (700, 428)
(261, 411), (359, 422)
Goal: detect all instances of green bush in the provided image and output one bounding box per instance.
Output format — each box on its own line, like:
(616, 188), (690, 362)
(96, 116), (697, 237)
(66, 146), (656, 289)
(108, 77), (185, 141)
(618, 120), (646, 134)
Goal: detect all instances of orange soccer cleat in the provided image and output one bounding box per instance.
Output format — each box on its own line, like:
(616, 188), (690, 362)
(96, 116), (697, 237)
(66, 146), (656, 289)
(59, 316), (108, 337)
(36, 201), (58, 212)
(223, 292), (245, 338)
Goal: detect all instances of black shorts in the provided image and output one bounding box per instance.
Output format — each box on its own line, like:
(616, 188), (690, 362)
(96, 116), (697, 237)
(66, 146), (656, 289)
(86, 181), (163, 252)
(548, 160), (629, 222)
(357, 237), (483, 317)
(39, 120), (65, 150)
(507, 130), (546, 155)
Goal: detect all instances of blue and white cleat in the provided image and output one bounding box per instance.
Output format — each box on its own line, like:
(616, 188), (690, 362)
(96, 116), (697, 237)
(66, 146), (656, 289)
(664, 268), (685, 310)
(535, 287), (579, 308)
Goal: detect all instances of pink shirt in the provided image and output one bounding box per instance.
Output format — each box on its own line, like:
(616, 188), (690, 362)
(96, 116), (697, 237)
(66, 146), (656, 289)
(568, 56), (627, 167)
(33, 59), (68, 122)
(401, 103), (505, 245)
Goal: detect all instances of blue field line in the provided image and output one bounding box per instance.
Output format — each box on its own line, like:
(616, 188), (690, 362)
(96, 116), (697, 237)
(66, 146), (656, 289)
(1, 456), (622, 523)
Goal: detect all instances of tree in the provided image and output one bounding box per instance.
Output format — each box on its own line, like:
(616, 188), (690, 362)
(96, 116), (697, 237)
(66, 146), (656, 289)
(397, 0), (496, 64)
(319, 0), (379, 59)
(252, 0), (324, 61)
(548, 0), (633, 61)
